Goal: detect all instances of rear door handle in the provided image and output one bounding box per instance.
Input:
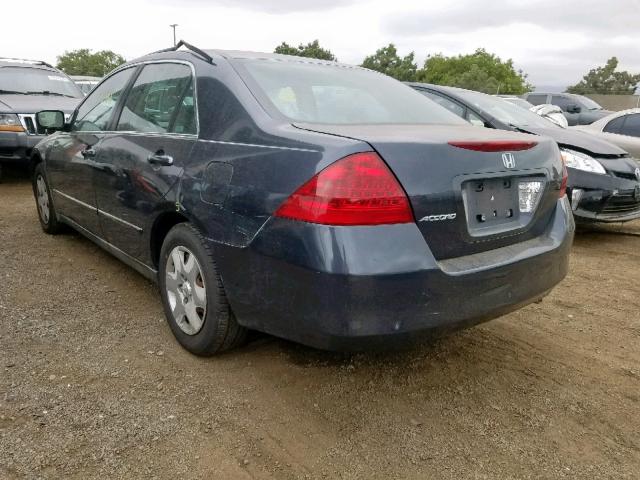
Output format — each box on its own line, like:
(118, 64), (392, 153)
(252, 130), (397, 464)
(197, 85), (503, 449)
(81, 147), (96, 158)
(147, 152), (174, 166)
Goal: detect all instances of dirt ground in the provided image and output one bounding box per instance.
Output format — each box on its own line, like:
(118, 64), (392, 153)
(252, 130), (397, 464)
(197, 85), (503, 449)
(1, 169), (639, 480)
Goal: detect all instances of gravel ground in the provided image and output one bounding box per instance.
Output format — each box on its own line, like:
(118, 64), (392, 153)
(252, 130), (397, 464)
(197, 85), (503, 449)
(1, 168), (639, 479)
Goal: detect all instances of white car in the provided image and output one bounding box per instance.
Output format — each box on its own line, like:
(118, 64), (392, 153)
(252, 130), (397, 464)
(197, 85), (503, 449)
(574, 108), (640, 159)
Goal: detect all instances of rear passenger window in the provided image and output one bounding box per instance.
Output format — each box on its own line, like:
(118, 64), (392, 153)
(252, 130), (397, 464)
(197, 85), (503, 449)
(619, 114), (640, 137)
(603, 116), (626, 134)
(526, 94), (547, 106)
(117, 63), (196, 134)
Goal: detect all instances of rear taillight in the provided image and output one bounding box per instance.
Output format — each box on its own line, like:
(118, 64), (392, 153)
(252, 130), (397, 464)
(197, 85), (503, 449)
(274, 152), (413, 226)
(559, 154), (568, 198)
(448, 140), (537, 152)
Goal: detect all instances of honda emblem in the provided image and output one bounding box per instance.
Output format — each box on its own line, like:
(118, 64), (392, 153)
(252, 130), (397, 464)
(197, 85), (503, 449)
(502, 152), (516, 169)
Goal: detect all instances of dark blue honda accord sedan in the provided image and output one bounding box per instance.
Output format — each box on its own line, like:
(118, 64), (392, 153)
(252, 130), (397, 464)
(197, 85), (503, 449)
(31, 42), (574, 355)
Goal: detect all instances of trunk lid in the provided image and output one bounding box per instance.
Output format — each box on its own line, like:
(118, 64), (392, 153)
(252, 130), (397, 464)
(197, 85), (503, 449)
(295, 123), (564, 259)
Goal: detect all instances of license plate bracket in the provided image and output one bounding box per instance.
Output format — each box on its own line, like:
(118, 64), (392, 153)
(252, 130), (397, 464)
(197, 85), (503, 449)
(463, 177), (520, 234)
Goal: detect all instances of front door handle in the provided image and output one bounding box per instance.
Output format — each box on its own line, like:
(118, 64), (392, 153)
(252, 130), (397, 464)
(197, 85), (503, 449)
(147, 151), (174, 166)
(81, 147), (96, 158)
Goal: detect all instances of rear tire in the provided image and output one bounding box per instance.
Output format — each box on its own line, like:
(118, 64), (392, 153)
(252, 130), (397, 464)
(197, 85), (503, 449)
(32, 163), (63, 234)
(158, 223), (247, 356)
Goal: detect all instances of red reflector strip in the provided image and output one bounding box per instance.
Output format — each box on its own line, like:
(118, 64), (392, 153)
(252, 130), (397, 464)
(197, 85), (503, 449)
(448, 140), (537, 152)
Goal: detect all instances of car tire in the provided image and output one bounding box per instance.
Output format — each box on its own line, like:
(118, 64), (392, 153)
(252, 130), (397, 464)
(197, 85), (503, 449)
(32, 163), (63, 234)
(158, 223), (247, 356)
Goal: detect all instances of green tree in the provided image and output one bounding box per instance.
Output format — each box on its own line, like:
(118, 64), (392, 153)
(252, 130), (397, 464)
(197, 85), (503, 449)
(567, 57), (640, 94)
(274, 40), (336, 61)
(360, 44), (418, 81)
(416, 48), (533, 94)
(56, 49), (126, 77)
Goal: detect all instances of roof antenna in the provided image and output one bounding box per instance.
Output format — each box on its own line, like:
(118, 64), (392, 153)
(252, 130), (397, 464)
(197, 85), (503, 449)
(152, 40), (216, 65)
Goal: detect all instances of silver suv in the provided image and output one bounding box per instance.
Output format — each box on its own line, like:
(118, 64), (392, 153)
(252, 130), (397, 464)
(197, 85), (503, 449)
(0, 58), (82, 178)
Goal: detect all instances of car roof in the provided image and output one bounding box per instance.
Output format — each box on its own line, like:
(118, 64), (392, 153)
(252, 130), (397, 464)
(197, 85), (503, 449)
(208, 49), (338, 64)
(588, 107), (640, 129)
(603, 107), (640, 118)
(0, 58), (55, 69)
(407, 82), (456, 91)
(406, 82), (478, 98)
(526, 92), (584, 98)
(133, 46), (364, 72)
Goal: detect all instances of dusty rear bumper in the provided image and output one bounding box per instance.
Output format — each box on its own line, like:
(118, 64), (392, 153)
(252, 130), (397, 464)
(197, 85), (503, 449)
(215, 198), (574, 351)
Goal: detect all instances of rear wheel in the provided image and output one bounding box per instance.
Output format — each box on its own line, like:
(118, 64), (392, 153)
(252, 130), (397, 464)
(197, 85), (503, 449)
(32, 163), (63, 234)
(158, 223), (247, 355)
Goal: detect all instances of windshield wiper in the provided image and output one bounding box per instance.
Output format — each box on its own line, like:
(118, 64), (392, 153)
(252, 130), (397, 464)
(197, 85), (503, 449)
(25, 91), (75, 98)
(0, 89), (27, 95)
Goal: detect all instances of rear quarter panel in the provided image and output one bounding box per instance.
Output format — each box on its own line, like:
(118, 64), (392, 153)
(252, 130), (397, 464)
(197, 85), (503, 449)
(179, 63), (368, 247)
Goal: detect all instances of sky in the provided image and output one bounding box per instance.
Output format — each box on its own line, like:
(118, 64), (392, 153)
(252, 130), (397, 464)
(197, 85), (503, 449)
(5, 0), (640, 91)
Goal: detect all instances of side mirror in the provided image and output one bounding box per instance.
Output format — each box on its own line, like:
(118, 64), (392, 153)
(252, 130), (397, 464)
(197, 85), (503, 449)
(565, 104), (581, 114)
(36, 110), (66, 132)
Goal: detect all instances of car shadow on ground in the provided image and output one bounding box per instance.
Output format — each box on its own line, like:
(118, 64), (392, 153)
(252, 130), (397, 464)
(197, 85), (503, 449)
(574, 222), (640, 239)
(0, 164), (30, 184)
(240, 329), (454, 367)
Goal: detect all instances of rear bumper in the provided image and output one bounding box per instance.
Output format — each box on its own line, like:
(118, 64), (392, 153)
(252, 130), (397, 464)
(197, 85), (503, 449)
(0, 131), (44, 162)
(214, 198), (574, 350)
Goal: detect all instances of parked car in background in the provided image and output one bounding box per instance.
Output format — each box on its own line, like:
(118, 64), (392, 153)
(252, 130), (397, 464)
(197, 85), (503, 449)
(410, 83), (640, 223)
(30, 42), (573, 355)
(0, 58), (82, 179)
(524, 92), (612, 126)
(497, 95), (567, 127)
(529, 104), (569, 128)
(496, 95), (533, 110)
(574, 108), (640, 159)
(71, 75), (101, 95)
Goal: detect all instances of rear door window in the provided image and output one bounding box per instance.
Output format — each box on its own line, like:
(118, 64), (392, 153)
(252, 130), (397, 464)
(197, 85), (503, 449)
(618, 113), (640, 138)
(73, 68), (135, 132)
(116, 63), (196, 134)
(603, 116), (626, 134)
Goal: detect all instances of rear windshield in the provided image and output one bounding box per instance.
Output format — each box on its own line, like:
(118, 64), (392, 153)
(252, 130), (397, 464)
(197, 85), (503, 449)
(237, 59), (466, 125)
(0, 67), (83, 98)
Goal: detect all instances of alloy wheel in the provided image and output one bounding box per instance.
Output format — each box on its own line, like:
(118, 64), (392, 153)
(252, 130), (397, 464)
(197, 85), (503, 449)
(165, 246), (207, 335)
(36, 175), (50, 224)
